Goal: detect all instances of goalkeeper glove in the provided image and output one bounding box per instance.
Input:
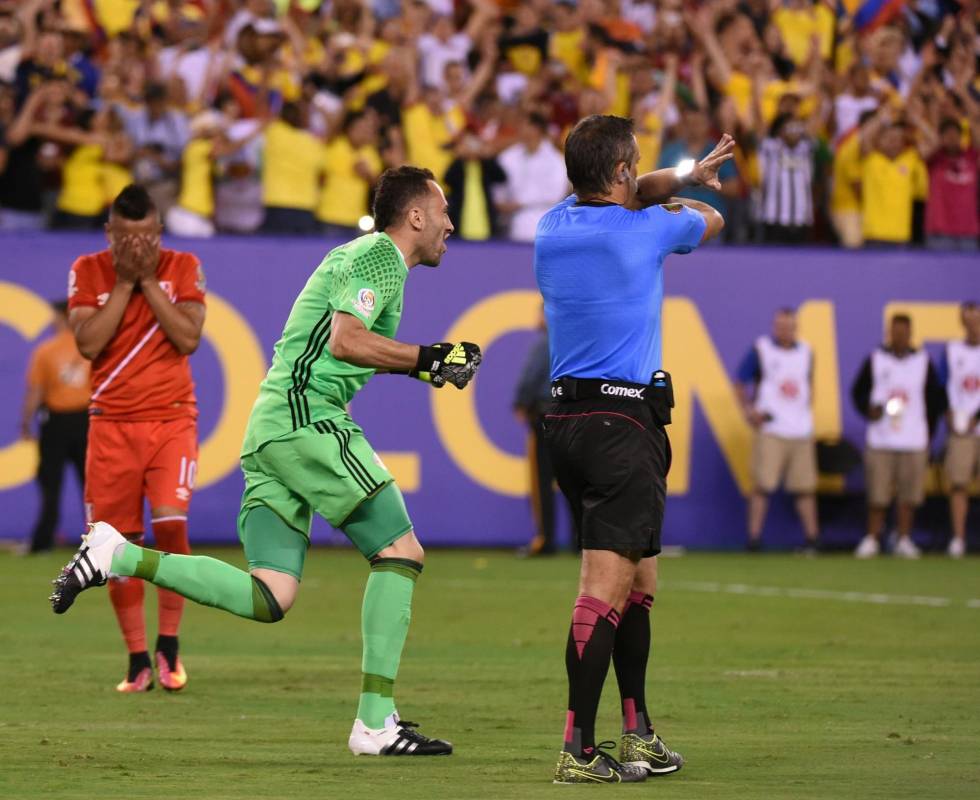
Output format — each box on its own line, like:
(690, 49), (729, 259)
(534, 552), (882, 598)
(411, 342), (482, 389)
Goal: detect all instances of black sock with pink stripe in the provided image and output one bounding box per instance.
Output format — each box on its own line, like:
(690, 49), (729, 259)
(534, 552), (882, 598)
(563, 595), (621, 757)
(614, 591), (655, 735)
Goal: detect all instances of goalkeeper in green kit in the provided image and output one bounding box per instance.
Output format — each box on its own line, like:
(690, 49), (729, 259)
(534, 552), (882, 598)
(50, 166), (481, 757)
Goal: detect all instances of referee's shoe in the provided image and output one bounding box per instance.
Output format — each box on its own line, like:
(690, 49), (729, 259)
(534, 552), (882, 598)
(620, 730), (684, 776)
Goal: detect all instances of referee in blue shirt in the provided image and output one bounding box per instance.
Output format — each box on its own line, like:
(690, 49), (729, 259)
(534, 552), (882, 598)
(537, 115), (732, 784)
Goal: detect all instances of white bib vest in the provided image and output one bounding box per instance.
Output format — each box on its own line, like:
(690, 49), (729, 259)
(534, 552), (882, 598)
(945, 340), (980, 436)
(754, 336), (813, 439)
(867, 348), (929, 451)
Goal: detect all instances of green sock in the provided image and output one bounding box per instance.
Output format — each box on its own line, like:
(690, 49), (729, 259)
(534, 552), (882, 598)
(356, 558), (422, 729)
(110, 543), (283, 623)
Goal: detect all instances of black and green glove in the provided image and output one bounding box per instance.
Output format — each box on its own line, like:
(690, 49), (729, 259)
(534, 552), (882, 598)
(411, 342), (483, 389)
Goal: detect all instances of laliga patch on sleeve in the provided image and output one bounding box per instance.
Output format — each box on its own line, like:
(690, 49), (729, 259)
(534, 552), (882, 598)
(195, 263), (207, 293)
(353, 287), (377, 317)
(660, 203), (683, 213)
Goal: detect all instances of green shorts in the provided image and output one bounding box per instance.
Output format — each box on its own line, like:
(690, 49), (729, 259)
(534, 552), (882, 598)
(237, 416), (414, 574)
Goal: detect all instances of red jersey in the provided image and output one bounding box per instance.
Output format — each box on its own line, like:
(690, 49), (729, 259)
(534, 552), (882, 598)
(925, 148), (979, 237)
(67, 248), (206, 421)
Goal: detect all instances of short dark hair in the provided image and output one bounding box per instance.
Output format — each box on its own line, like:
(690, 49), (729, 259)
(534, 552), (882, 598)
(373, 166), (436, 231)
(110, 184), (157, 220)
(281, 101), (303, 128)
(527, 112), (549, 132)
(776, 306), (797, 317)
(961, 301), (978, 312)
(564, 114), (636, 197)
(891, 313), (912, 327)
(939, 117), (960, 135)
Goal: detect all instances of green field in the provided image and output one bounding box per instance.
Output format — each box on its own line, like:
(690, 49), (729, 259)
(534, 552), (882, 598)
(1, 549), (978, 799)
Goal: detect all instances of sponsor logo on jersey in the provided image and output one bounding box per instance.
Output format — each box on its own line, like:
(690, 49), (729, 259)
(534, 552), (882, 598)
(354, 288), (376, 317)
(601, 383), (645, 399)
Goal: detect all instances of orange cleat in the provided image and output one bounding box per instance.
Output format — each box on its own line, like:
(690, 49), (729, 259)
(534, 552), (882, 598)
(156, 651), (188, 692)
(116, 667), (153, 693)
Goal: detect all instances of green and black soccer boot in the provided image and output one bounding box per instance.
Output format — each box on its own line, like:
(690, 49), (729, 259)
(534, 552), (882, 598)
(620, 731), (684, 776)
(553, 741), (648, 784)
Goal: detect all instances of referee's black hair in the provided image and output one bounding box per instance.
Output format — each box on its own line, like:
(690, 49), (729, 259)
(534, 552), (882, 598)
(564, 114), (637, 198)
(373, 166), (436, 232)
(110, 184), (157, 221)
(890, 313), (912, 327)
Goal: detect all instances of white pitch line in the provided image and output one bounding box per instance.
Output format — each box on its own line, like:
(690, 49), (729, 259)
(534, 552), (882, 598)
(666, 580), (980, 609)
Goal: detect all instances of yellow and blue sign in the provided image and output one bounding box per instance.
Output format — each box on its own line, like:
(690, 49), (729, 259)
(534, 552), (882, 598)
(0, 235), (973, 548)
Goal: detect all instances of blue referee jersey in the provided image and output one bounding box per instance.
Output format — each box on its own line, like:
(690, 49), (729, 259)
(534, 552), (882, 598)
(534, 196), (706, 384)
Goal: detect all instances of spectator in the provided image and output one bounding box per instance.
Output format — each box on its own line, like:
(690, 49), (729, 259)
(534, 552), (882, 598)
(922, 118), (979, 251)
(260, 101), (321, 234)
(28, 105), (133, 229)
(316, 109), (383, 236)
(20, 300), (90, 555)
(833, 64), (879, 144)
(736, 308), (820, 553)
(401, 75), (466, 183)
(416, 1), (494, 90)
(496, 112), (567, 242)
(851, 314), (946, 559)
(940, 302), (980, 559)
(758, 113), (814, 243)
(444, 131), (507, 241)
(829, 110), (875, 249)
(0, 81), (53, 230)
(166, 109), (264, 238)
(213, 91), (264, 234)
(859, 111), (928, 247)
(119, 81), (189, 215)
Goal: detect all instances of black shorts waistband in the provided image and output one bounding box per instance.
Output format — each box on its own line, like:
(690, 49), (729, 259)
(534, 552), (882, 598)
(550, 377), (649, 403)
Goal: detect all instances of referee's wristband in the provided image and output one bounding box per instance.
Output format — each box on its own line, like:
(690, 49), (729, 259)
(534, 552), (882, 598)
(675, 158), (697, 187)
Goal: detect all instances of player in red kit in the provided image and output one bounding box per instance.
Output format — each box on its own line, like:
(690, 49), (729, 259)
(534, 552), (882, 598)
(67, 185), (206, 692)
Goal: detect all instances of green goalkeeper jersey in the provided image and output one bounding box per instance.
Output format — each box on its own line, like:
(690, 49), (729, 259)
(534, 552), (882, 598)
(241, 232), (408, 456)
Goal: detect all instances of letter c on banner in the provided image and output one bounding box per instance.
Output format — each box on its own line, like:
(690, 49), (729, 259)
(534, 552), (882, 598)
(431, 290), (540, 496)
(0, 282), (52, 489)
(197, 292), (267, 488)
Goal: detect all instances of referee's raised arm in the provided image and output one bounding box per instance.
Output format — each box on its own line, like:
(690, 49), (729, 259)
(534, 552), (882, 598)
(626, 133), (735, 242)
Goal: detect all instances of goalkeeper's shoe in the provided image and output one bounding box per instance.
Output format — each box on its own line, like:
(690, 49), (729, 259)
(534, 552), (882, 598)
(553, 742), (647, 784)
(116, 667), (153, 693)
(620, 731), (684, 776)
(349, 714), (453, 756)
(156, 651), (188, 692)
(50, 522), (126, 614)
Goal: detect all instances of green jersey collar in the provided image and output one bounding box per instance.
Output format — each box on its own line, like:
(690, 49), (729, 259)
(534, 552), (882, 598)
(378, 232), (409, 273)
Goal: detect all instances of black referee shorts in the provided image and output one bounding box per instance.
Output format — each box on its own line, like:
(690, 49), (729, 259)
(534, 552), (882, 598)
(542, 397), (671, 558)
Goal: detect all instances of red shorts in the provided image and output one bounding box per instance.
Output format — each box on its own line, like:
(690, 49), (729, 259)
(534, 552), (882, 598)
(85, 417), (198, 534)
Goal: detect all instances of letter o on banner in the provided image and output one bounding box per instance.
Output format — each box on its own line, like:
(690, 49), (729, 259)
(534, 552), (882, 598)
(431, 290), (541, 497)
(0, 283), (53, 489)
(196, 292), (267, 488)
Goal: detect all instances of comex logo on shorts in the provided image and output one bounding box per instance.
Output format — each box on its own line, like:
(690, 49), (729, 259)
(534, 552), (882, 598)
(601, 384), (645, 399)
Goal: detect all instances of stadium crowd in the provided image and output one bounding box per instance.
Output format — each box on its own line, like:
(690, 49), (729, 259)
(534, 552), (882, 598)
(0, 0), (977, 246)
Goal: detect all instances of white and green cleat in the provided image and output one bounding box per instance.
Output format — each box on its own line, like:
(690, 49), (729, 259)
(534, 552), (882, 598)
(553, 742), (647, 784)
(620, 731), (684, 776)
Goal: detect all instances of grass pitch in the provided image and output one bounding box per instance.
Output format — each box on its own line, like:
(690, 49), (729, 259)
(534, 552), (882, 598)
(1, 549), (978, 799)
